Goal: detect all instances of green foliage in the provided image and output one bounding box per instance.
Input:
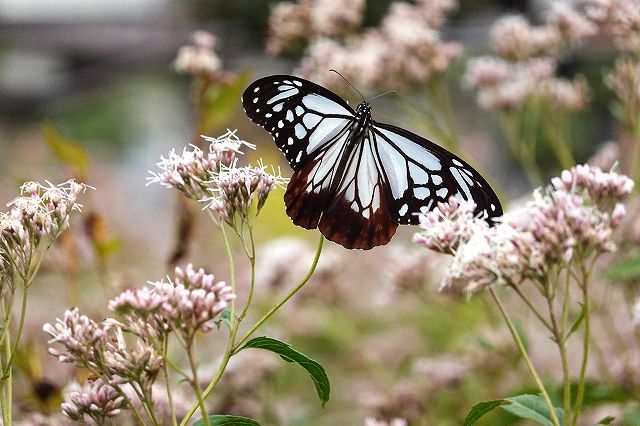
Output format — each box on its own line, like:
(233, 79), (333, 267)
(238, 336), (330, 407)
(215, 310), (233, 330)
(565, 303), (585, 342)
(199, 72), (252, 134)
(464, 400), (510, 425)
(193, 415), (261, 426)
(604, 255), (640, 281)
(595, 415), (616, 425)
(42, 121), (90, 179)
(464, 395), (563, 426)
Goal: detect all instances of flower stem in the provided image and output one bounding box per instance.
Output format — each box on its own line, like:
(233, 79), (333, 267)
(219, 222), (236, 326)
(232, 234), (324, 352)
(179, 234), (324, 426)
(162, 337), (178, 426)
(0, 324), (11, 425)
(186, 337), (210, 426)
(489, 287), (560, 426)
(571, 260), (593, 426)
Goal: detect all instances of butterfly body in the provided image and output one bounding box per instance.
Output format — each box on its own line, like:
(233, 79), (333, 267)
(242, 75), (502, 250)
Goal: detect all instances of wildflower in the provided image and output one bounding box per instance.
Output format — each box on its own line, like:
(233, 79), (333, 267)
(541, 77), (590, 110)
(61, 379), (126, 423)
(204, 162), (288, 226)
(266, 0), (313, 55)
(491, 15), (562, 60)
(125, 264), (236, 338)
(548, 2), (597, 43)
(43, 308), (111, 368)
(412, 197), (486, 254)
(363, 418), (408, 426)
(415, 166), (632, 295)
(585, 0), (640, 53)
(416, 0), (457, 27)
(310, 0), (365, 37)
(550, 164), (634, 206)
(103, 329), (162, 388)
(148, 131), (255, 201)
(463, 57), (510, 89)
(174, 31), (224, 78)
(605, 59), (640, 112)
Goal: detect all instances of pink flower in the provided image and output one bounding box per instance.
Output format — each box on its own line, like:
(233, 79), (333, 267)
(62, 378), (126, 423)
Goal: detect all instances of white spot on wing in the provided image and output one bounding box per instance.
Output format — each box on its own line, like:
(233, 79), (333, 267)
(415, 187), (431, 200)
(273, 103), (284, 112)
(307, 118), (349, 153)
(267, 88), (298, 104)
(377, 128), (442, 171)
(286, 110), (294, 121)
(302, 94), (352, 116)
(399, 204), (408, 216)
(303, 113), (322, 128)
(432, 175), (443, 185)
(295, 124), (306, 139)
(436, 188), (448, 198)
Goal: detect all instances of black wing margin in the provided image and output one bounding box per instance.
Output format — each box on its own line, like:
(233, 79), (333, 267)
(242, 75), (356, 170)
(370, 122), (503, 225)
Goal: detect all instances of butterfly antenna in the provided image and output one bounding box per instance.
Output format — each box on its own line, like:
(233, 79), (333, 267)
(329, 69), (365, 103)
(368, 90), (398, 104)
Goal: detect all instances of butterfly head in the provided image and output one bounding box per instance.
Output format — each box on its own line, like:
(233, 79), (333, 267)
(355, 102), (372, 118)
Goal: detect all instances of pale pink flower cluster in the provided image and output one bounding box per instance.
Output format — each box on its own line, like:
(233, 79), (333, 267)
(174, 31), (223, 78)
(464, 56), (589, 112)
(0, 180), (87, 278)
(465, 3), (597, 113)
(61, 378), (126, 423)
(584, 0), (640, 53)
(109, 263), (235, 338)
(44, 308), (162, 391)
(415, 166), (633, 294)
(551, 164), (634, 208)
(204, 162), (288, 226)
(412, 198), (485, 254)
(295, 0), (461, 90)
(491, 15), (563, 60)
(363, 418), (408, 426)
(148, 131), (255, 202)
(605, 59), (640, 115)
(267, 0), (365, 55)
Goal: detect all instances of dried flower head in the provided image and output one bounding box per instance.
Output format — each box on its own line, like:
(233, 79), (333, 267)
(548, 2), (598, 43)
(310, 0), (365, 37)
(61, 379), (126, 423)
(585, 0), (640, 53)
(605, 58), (640, 113)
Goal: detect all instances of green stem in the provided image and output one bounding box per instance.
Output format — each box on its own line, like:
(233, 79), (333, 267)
(219, 223), (236, 326)
(232, 234), (324, 352)
(1, 323), (11, 425)
(1, 283), (27, 380)
(489, 287), (560, 426)
(559, 268), (572, 425)
(162, 337), (178, 426)
(186, 336), (210, 426)
(179, 234), (324, 426)
(571, 259), (594, 426)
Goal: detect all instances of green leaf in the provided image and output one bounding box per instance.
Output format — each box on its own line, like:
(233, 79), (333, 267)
(214, 310), (233, 330)
(238, 336), (330, 407)
(565, 303), (585, 342)
(604, 255), (640, 281)
(42, 121), (90, 178)
(500, 394), (564, 426)
(199, 72), (252, 133)
(193, 415), (261, 426)
(464, 399), (510, 425)
(595, 415), (616, 425)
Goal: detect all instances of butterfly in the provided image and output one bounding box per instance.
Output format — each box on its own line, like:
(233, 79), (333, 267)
(242, 75), (503, 250)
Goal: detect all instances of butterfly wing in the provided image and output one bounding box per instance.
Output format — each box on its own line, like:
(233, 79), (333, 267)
(370, 122), (503, 224)
(242, 75), (356, 170)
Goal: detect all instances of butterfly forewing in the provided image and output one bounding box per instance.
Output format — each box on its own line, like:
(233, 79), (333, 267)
(371, 122), (503, 224)
(242, 75), (356, 170)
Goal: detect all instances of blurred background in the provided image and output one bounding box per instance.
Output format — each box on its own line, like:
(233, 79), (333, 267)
(1, 0), (638, 424)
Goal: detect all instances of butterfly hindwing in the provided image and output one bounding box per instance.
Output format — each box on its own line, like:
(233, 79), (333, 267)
(371, 122), (503, 225)
(242, 75), (356, 170)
